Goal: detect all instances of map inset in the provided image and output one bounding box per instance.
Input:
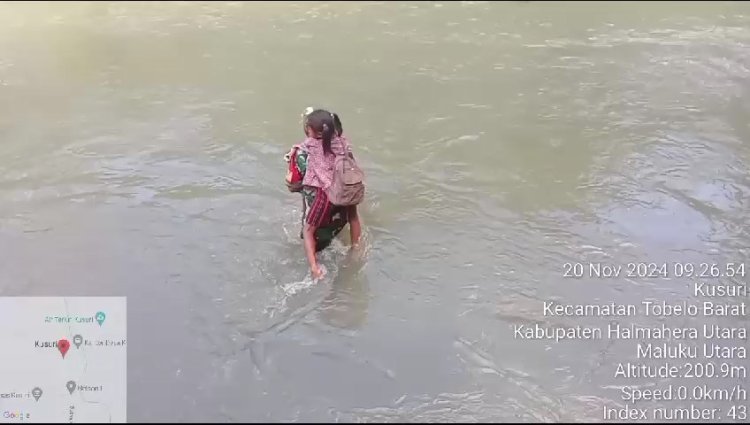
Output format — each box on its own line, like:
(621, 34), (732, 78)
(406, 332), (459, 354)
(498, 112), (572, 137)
(0, 297), (127, 423)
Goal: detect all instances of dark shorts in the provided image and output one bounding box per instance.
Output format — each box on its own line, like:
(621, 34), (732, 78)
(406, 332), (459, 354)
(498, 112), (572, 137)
(302, 187), (348, 252)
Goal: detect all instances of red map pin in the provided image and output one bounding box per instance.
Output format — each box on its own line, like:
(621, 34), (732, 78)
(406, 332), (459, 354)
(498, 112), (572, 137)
(57, 339), (70, 358)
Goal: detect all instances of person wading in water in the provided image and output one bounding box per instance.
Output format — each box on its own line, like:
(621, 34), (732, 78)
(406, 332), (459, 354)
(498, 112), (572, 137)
(284, 108), (363, 280)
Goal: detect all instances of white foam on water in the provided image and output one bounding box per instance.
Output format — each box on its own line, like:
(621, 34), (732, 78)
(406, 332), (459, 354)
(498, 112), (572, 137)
(281, 205), (304, 244)
(266, 223), (365, 322)
(265, 251), (342, 320)
(280, 271), (320, 296)
(281, 222), (300, 244)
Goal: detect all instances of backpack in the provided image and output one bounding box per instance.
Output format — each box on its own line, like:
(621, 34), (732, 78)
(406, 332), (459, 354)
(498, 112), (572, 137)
(325, 145), (365, 206)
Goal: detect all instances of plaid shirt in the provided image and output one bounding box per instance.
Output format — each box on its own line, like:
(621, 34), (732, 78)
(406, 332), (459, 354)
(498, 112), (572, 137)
(300, 135), (351, 190)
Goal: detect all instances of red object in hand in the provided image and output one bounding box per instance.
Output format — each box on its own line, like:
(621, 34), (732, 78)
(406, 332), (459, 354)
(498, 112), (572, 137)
(288, 146), (302, 184)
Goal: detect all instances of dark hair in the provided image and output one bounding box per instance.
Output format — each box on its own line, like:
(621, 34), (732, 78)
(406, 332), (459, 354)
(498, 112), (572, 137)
(306, 109), (336, 155)
(332, 113), (343, 137)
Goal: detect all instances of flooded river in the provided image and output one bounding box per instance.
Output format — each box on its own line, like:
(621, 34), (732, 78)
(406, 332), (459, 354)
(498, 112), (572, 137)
(1, 1), (748, 422)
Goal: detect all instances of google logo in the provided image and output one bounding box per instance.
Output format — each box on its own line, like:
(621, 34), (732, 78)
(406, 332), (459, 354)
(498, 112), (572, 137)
(2, 411), (31, 420)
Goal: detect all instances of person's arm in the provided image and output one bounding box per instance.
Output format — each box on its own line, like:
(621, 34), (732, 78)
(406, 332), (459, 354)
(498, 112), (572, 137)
(348, 205), (362, 247)
(303, 222), (323, 279)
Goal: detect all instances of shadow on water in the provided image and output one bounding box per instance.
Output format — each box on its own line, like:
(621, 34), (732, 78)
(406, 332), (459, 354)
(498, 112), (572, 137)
(195, 229), (376, 421)
(319, 243), (371, 331)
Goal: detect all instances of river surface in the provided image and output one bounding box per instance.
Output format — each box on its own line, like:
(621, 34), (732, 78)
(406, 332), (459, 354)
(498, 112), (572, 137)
(1, 1), (749, 422)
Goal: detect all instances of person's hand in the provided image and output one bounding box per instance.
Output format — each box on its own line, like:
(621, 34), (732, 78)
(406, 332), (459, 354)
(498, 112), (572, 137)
(285, 179), (302, 192)
(284, 147), (295, 163)
(311, 264), (325, 280)
(347, 242), (366, 264)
